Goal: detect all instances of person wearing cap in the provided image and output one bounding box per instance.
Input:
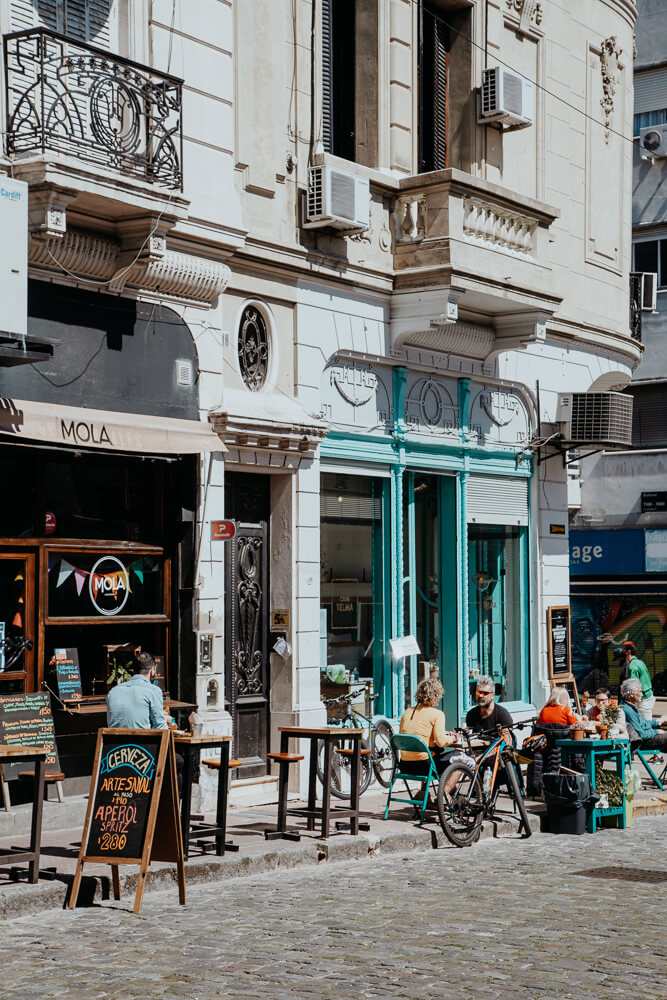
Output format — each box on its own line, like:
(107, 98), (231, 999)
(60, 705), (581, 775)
(620, 641), (654, 721)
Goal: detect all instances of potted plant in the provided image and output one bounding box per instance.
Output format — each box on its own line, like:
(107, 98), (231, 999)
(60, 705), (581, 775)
(602, 701), (621, 739)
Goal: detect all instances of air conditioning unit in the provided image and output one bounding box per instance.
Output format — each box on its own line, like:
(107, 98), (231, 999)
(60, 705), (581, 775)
(630, 271), (658, 312)
(478, 67), (535, 128)
(639, 123), (667, 159)
(556, 392), (633, 449)
(304, 165), (370, 232)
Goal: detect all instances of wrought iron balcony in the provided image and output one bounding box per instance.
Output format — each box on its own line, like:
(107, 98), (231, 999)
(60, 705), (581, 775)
(3, 28), (183, 190)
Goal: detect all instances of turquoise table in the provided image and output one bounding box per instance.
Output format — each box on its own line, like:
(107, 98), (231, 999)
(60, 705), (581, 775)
(555, 738), (631, 833)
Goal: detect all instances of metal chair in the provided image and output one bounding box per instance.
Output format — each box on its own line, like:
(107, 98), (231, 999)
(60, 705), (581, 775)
(384, 734), (439, 824)
(634, 748), (664, 790)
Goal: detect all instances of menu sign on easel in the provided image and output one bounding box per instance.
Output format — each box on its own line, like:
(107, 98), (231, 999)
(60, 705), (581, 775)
(547, 605), (571, 680)
(0, 692), (59, 779)
(53, 648), (82, 701)
(69, 729), (185, 914)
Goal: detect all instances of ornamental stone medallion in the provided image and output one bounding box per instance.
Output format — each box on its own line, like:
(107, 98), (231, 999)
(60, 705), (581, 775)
(469, 387), (530, 446)
(320, 361), (392, 429)
(405, 375), (458, 436)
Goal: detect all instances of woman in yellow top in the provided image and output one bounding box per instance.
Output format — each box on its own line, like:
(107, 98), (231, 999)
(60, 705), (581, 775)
(399, 677), (458, 777)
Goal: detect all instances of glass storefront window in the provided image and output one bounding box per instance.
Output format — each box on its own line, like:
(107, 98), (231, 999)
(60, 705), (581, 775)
(46, 550), (165, 619)
(320, 474), (386, 689)
(467, 524), (525, 703)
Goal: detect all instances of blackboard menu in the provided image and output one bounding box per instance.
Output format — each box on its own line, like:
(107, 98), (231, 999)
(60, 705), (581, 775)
(547, 606), (571, 678)
(0, 692), (60, 779)
(85, 732), (162, 860)
(53, 648), (82, 700)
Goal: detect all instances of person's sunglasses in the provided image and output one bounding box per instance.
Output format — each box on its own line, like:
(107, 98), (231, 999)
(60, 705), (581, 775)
(476, 690), (493, 696)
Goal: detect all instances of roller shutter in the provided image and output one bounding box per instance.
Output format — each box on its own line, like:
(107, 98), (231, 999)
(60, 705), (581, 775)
(466, 474), (529, 526)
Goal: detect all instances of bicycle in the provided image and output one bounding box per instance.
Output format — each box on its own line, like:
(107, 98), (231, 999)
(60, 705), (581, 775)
(317, 688), (394, 799)
(436, 721), (545, 847)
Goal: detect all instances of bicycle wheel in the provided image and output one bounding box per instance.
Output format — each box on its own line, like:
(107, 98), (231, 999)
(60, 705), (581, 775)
(504, 759), (532, 837)
(317, 736), (373, 799)
(371, 720), (394, 788)
(437, 762), (484, 847)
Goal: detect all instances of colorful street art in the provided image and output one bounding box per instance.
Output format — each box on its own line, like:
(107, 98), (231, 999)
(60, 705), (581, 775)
(571, 594), (667, 690)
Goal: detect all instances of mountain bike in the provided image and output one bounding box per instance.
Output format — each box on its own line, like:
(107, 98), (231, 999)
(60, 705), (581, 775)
(317, 688), (394, 799)
(436, 722), (545, 847)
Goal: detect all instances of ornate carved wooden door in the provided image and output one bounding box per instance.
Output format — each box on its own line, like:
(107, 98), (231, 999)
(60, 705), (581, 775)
(224, 475), (270, 778)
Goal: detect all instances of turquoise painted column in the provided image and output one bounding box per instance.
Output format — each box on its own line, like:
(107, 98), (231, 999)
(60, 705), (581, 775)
(406, 472), (417, 701)
(392, 367), (408, 718)
(457, 378), (471, 724)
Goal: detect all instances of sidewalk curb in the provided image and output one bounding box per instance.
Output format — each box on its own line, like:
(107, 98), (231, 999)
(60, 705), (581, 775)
(1, 804), (663, 921)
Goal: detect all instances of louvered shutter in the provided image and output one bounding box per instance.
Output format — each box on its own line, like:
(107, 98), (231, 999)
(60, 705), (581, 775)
(466, 475), (529, 526)
(64, 0), (116, 47)
(321, 0), (334, 154)
(431, 20), (448, 170)
(10, 0), (60, 31)
(635, 69), (667, 115)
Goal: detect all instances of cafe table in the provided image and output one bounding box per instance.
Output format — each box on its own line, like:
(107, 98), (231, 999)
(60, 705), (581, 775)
(555, 737), (631, 833)
(173, 733), (238, 860)
(0, 745), (48, 883)
(265, 726), (365, 841)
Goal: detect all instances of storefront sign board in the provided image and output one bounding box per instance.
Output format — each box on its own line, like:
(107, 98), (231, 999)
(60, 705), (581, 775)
(0, 691), (59, 779)
(69, 728), (185, 915)
(569, 529), (645, 576)
(211, 520), (235, 541)
(645, 529), (667, 573)
(547, 605), (571, 680)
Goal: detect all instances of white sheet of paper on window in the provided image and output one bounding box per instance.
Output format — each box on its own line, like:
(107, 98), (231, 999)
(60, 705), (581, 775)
(273, 637), (292, 660)
(389, 635), (421, 659)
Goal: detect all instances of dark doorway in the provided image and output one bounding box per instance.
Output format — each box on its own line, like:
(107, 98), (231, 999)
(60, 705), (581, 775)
(224, 473), (271, 778)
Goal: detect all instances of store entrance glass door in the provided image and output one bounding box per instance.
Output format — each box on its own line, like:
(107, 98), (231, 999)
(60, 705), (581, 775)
(0, 552), (35, 693)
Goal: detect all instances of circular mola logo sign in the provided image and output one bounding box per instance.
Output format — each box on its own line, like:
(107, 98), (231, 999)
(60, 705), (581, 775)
(89, 556), (130, 616)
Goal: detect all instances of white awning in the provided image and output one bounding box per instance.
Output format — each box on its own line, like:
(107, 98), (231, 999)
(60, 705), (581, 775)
(0, 397), (226, 454)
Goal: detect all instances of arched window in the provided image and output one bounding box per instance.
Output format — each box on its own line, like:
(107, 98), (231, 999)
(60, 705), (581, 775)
(238, 306), (269, 392)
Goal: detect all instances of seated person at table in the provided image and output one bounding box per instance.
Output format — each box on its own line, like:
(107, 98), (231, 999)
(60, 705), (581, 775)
(537, 688), (578, 727)
(586, 688), (629, 738)
(466, 675), (513, 742)
(399, 679), (467, 796)
(107, 651), (183, 793)
(620, 678), (667, 756)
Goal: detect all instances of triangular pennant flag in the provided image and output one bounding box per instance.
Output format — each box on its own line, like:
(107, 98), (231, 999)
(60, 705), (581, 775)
(130, 560), (144, 585)
(57, 560), (75, 588)
(74, 568), (87, 596)
(48, 554), (60, 573)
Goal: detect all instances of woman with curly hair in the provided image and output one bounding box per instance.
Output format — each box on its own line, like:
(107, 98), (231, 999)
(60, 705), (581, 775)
(398, 678), (460, 798)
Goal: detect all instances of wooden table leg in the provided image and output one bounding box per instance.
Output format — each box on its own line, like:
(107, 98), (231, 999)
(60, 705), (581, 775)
(28, 756), (45, 884)
(111, 864), (121, 900)
(179, 746), (195, 861)
(321, 739), (332, 839)
(307, 738), (318, 832)
(216, 741), (230, 855)
(350, 737), (360, 836)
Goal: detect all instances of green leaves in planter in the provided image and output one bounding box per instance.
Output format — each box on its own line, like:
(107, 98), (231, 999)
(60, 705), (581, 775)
(595, 762), (624, 807)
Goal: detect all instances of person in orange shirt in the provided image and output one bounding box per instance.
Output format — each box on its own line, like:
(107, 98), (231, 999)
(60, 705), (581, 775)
(537, 687), (578, 727)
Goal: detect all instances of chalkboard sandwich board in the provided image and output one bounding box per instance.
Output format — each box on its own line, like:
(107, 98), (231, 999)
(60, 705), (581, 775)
(53, 648), (82, 702)
(0, 692), (60, 780)
(547, 606), (571, 680)
(69, 728), (185, 915)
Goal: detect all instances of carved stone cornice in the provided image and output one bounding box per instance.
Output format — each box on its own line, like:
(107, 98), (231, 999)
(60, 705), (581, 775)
(210, 390), (328, 466)
(28, 229), (231, 306)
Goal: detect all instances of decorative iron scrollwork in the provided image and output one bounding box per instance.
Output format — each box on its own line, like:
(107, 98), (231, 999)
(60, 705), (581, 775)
(236, 536), (263, 695)
(238, 306), (269, 392)
(4, 29), (182, 189)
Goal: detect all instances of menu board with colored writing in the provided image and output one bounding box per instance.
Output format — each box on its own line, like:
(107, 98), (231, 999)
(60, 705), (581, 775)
(53, 648), (82, 700)
(84, 731), (163, 860)
(547, 605), (571, 679)
(0, 692), (60, 779)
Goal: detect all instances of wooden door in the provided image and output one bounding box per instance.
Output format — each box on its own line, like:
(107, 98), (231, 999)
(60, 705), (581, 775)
(0, 551), (36, 693)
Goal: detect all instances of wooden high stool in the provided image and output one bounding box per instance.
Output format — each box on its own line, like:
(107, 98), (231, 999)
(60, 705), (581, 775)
(264, 752), (304, 841)
(333, 748), (372, 831)
(18, 770), (65, 803)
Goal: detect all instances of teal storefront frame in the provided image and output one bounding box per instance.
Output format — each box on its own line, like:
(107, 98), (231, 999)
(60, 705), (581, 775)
(320, 371), (534, 726)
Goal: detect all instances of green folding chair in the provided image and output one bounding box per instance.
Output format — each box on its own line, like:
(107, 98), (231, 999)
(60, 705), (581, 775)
(384, 734), (439, 824)
(635, 748), (664, 790)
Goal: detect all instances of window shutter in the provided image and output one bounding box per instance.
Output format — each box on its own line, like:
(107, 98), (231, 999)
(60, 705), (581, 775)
(64, 0), (116, 47)
(431, 20), (448, 171)
(321, 0), (334, 154)
(10, 0), (59, 31)
(466, 475), (529, 526)
(635, 68), (667, 115)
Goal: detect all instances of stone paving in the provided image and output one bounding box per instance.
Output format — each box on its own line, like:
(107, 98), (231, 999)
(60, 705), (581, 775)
(2, 812), (666, 1000)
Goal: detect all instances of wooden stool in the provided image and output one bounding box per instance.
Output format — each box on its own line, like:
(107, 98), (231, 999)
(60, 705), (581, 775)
(18, 770), (65, 803)
(334, 748), (371, 756)
(264, 752), (304, 842)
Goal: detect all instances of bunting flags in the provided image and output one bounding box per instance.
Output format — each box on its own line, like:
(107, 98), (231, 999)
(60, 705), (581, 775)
(48, 556), (155, 594)
(57, 560), (75, 588)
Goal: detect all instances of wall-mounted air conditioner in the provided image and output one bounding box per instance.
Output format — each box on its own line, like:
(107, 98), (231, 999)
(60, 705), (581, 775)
(478, 67), (535, 129)
(556, 392), (633, 449)
(303, 165), (370, 232)
(639, 124), (667, 159)
(630, 271), (658, 312)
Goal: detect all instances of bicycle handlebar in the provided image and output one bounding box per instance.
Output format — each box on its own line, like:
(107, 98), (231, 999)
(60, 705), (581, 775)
(322, 687), (367, 707)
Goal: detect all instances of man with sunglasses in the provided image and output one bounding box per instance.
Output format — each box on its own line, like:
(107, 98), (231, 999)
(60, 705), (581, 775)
(466, 676), (513, 743)
(585, 687), (629, 738)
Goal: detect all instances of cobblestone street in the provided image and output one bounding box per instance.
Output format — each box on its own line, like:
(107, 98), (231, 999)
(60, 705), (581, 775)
(3, 815), (666, 1000)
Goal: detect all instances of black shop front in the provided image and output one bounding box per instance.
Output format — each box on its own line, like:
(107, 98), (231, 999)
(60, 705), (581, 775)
(0, 281), (222, 786)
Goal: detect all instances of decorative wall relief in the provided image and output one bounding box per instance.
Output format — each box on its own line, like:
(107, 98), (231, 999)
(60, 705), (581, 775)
(469, 387), (530, 447)
(506, 0), (543, 31)
(600, 36), (622, 144)
(320, 361), (392, 429)
(405, 375), (458, 436)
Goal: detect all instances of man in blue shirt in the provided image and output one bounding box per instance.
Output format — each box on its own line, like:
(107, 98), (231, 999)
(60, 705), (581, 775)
(107, 651), (183, 792)
(620, 678), (667, 755)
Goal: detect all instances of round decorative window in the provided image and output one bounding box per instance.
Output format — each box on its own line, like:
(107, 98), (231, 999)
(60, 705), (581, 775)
(238, 306), (269, 392)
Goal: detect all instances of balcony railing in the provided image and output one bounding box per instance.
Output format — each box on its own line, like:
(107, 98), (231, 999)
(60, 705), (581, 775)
(4, 28), (183, 190)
